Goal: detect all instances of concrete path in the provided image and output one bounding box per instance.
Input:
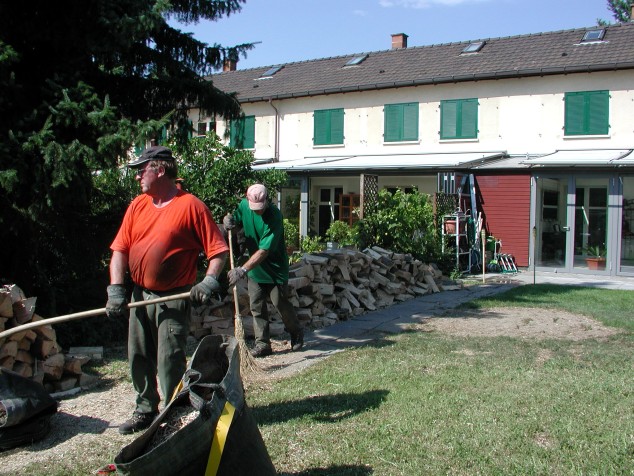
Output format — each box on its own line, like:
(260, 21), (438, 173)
(262, 270), (634, 377)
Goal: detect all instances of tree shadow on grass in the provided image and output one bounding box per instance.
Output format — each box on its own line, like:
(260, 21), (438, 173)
(252, 389), (389, 425)
(278, 464), (373, 475)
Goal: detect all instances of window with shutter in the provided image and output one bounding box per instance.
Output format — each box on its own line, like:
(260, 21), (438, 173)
(440, 98), (478, 139)
(230, 115), (255, 149)
(565, 90), (609, 136)
(384, 103), (419, 142)
(314, 108), (344, 145)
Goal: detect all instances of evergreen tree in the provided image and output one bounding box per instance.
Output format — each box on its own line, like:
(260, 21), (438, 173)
(598, 0), (632, 25)
(0, 1), (252, 316)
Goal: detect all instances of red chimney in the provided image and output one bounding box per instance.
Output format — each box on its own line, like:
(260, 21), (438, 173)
(223, 59), (237, 72)
(391, 33), (408, 49)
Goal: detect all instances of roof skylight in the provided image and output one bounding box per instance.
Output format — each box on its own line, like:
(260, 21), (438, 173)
(582, 29), (605, 42)
(344, 54), (368, 67)
(461, 41), (485, 54)
(259, 65), (284, 78)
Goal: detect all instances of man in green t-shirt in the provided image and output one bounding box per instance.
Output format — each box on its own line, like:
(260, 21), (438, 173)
(223, 184), (304, 357)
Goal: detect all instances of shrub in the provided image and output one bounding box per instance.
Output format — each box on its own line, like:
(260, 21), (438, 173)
(301, 235), (324, 254)
(356, 188), (441, 261)
(283, 219), (299, 250)
(325, 220), (357, 247)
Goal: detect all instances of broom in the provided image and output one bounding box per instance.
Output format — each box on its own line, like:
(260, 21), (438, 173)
(227, 228), (261, 375)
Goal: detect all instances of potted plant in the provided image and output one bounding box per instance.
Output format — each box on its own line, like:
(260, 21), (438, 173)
(325, 220), (356, 249)
(583, 244), (606, 270)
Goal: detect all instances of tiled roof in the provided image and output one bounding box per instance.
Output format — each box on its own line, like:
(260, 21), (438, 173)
(209, 23), (634, 103)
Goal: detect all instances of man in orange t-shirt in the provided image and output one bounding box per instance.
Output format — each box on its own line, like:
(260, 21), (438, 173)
(106, 146), (228, 434)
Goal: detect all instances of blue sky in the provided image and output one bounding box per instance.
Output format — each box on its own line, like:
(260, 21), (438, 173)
(174, 0), (616, 70)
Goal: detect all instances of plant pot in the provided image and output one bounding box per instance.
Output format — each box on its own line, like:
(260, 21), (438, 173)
(585, 257), (606, 270)
(444, 219), (465, 235)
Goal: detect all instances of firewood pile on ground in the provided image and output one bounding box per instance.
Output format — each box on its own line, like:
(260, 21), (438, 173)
(0, 285), (97, 394)
(0, 246), (458, 389)
(191, 246), (460, 338)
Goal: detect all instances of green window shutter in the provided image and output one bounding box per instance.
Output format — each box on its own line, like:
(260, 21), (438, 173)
(314, 109), (344, 145)
(384, 104), (403, 142)
(230, 116), (255, 148)
(402, 102), (419, 141)
(385, 103), (418, 142)
(565, 91), (609, 135)
(330, 109), (344, 144)
(243, 116), (255, 148)
(587, 90), (609, 135)
(314, 110), (330, 145)
(460, 99), (478, 139)
(187, 120), (193, 139)
(441, 99), (477, 139)
(159, 126), (168, 145)
(440, 100), (458, 139)
(565, 92), (586, 135)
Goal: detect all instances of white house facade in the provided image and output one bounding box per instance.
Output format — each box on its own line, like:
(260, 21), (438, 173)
(191, 22), (634, 277)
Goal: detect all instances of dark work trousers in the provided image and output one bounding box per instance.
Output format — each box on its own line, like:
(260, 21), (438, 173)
(247, 279), (301, 347)
(128, 285), (190, 414)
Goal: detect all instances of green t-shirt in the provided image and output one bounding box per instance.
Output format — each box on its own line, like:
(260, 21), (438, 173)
(234, 198), (288, 284)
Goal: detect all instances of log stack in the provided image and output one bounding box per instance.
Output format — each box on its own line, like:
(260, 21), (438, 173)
(190, 246), (458, 338)
(0, 285), (96, 394)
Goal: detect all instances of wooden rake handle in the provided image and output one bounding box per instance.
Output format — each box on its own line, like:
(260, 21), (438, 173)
(0, 291), (191, 340)
(228, 228), (241, 317)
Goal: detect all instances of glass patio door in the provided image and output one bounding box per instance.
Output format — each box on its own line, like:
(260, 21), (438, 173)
(535, 177), (568, 271)
(572, 178), (609, 272)
(535, 176), (611, 273)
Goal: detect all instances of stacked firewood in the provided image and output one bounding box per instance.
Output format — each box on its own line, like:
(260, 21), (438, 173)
(190, 246), (458, 338)
(0, 285), (96, 393)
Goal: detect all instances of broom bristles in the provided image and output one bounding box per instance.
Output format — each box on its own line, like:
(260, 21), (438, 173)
(234, 313), (261, 375)
(228, 228), (261, 376)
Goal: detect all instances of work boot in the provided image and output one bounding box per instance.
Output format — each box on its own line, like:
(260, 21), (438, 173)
(290, 328), (304, 352)
(250, 343), (273, 358)
(118, 411), (158, 435)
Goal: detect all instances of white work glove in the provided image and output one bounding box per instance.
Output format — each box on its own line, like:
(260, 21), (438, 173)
(190, 275), (221, 304)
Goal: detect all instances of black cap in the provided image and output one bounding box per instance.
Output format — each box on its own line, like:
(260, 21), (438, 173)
(127, 146), (174, 168)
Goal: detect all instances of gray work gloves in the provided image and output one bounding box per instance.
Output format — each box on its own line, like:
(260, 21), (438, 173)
(106, 285), (127, 318)
(190, 275), (221, 304)
(227, 267), (247, 287)
(223, 213), (236, 230)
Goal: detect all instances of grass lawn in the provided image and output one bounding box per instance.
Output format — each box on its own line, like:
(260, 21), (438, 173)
(19, 285), (632, 475)
(249, 285), (634, 475)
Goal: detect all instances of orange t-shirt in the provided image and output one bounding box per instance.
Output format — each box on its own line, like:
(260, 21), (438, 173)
(110, 191), (228, 291)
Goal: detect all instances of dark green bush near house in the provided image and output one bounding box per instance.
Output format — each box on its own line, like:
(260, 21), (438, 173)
(356, 188), (441, 262)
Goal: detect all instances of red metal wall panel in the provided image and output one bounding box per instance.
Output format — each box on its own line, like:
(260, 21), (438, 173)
(475, 175), (531, 267)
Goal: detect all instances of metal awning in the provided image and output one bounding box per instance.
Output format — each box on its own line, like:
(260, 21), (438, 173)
(253, 151), (507, 172)
(519, 149), (634, 167)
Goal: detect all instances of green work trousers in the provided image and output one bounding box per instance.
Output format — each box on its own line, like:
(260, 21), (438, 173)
(128, 285), (190, 414)
(248, 280), (301, 347)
